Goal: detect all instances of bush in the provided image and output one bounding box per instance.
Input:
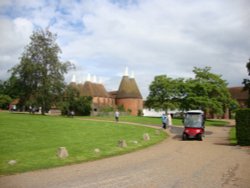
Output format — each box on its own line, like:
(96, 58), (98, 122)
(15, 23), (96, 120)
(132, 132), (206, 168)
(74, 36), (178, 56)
(99, 106), (114, 113)
(0, 95), (12, 110)
(137, 109), (143, 116)
(59, 96), (92, 116)
(117, 105), (125, 112)
(235, 109), (250, 146)
(75, 96), (92, 116)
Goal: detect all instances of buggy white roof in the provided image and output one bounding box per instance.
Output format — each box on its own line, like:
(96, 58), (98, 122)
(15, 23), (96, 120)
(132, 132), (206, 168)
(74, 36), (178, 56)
(186, 110), (204, 114)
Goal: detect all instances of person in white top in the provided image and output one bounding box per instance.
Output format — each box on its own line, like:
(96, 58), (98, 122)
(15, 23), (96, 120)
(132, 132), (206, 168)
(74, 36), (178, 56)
(167, 113), (172, 128)
(115, 110), (120, 122)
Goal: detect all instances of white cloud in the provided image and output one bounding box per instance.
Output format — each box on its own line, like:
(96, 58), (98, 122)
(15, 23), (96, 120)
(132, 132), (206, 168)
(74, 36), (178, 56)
(0, 17), (33, 79)
(0, 0), (249, 98)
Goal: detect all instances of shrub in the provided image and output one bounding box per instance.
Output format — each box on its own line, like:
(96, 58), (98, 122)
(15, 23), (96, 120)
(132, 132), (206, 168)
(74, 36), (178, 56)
(137, 109), (143, 116)
(59, 96), (92, 116)
(235, 109), (250, 146)
(117, 104), (125, 112)
(0, 95), (12, 110)
(99, 106), (114, 113)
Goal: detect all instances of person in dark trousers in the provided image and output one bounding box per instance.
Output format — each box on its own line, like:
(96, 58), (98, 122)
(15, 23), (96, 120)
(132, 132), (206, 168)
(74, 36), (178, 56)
(115, 110), (120, 122)
(161, 113), (168, 129)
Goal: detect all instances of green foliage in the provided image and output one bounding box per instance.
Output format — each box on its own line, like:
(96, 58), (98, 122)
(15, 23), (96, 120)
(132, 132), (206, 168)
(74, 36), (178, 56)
(81, 115), (227, 127)
(0, 95), (12, 109)
(242, 58), (250, 107)
(9, 28), (73, 114)
(117, 104), (125, 112)
(146, 75), (182, 111)
(235, 109), (250, 146)
(60, 85), (92, 116)
(99, 106), (114, 113)
(0, 79), (20, 99)
(230, 127), (237, 145)
(0, 112), (166, 174)
(127, 108), (132, 114)
(185, 67), (234, 114)
(74, 96), (92, 116)
(146, 67), (236, 115)
(137, 109), (143, 116)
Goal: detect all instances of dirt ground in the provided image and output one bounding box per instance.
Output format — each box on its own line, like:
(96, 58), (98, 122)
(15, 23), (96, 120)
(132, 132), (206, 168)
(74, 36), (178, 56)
(0, 121), (250, 188)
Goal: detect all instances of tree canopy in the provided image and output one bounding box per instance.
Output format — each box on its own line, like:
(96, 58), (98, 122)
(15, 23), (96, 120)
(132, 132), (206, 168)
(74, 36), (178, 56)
(243, 58), (250, 107)
(145, 75), (185, 111)
(9, 28), (73, 114)
(60, 84), (92, 116)
(146, 67), (237, 115)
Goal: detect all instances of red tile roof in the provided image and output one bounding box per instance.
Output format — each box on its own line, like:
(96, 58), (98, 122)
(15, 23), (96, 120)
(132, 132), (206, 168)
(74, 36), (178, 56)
(228, 87), (248, 100)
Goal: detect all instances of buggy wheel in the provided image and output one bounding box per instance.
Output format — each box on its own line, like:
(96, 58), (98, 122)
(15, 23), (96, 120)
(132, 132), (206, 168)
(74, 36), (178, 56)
(182, 133), (187, 140)
(197, 134), (202, 141)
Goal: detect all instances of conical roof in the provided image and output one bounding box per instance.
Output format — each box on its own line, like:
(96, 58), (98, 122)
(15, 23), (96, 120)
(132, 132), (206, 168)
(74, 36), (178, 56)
(81, 81), (110, 97)
(116, 76), (142, 99)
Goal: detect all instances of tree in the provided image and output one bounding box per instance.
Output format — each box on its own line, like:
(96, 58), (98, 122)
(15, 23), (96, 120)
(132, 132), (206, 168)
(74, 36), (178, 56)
(243, 58), (250, 107)
(0, 94), (12, 110)
(146, 67), (236, 116)
(184, 67), (235, 115)
(145, 75), (183, 112)
(60, 84), (92, 116)
(9, 28), (73, 114)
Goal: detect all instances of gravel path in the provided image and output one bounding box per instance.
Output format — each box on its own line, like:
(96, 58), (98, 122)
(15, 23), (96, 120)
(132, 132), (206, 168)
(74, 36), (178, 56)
(1, 121), (250, 188)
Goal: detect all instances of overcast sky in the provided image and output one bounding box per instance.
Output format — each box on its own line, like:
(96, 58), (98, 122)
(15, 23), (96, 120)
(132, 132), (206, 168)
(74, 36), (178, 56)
(0, 0), (249, 98)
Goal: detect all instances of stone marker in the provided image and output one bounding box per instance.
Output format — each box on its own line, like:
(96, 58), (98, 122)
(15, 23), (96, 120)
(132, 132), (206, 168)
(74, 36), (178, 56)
(118, 140), (127, 148)
(94, 148), (100, 153)
(143, 133), (150, 141)
(8, 160), (17, 165)
(57, 147), (69, 159)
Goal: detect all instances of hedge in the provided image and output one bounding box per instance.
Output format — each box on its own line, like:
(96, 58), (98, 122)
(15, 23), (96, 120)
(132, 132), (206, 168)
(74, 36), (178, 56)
(235, 109), (250, 146)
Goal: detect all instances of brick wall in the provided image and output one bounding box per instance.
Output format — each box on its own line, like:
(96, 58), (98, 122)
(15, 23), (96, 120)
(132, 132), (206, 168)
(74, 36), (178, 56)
(116, 98), (143, 116)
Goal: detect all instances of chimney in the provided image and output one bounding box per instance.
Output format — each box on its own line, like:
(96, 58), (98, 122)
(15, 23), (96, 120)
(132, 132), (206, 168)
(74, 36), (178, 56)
(87, 73), (91, 82)
(124, 66), (129, 76)
(71, 74), (76, 83)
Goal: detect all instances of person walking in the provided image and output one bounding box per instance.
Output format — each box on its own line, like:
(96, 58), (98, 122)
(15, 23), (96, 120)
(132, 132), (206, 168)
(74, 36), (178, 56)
(167, 113), (172, 129)
(161, 113), (168, 129)
(115, 110), (120, 122)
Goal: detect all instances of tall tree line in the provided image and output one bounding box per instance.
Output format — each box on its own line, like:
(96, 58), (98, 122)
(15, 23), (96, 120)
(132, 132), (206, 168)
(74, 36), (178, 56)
(243, 59), (250, 107)
(146, 67), (238, 116)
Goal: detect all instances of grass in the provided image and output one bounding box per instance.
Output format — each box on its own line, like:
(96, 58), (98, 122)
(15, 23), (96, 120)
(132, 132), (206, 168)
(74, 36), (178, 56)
(205, 119), (228, 126)
(81, 115), (229, 127)
(229, 127), (237, 145)
(0, 112), (167, 175)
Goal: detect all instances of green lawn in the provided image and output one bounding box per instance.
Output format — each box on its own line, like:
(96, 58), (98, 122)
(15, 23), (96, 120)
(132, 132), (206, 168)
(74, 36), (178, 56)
(81, 115), (229, 127)
(0, 112), (166, 175)
(229, 127), (237, 145)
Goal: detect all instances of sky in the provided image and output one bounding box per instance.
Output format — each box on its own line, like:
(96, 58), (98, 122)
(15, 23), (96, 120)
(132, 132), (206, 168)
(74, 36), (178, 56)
(0, 0), (249, 98)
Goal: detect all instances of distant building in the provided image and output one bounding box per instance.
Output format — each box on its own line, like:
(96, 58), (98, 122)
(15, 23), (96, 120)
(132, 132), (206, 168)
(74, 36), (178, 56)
(228, 86), (248, 108)
(115, 74), (143, 115)
(70, 68), (143, 116)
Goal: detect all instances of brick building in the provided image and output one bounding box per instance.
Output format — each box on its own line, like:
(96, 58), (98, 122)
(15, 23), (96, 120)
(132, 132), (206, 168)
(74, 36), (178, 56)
(114, 75), (143, 115)
(228, 86), (248, 108)
(70, 69), (143, 116)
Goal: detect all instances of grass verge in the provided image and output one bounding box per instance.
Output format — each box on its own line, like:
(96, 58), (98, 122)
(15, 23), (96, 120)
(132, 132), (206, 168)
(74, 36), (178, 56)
(0, 112), (167, 175)
(81, 115), (228, 126)
(229, 127), (237, 145)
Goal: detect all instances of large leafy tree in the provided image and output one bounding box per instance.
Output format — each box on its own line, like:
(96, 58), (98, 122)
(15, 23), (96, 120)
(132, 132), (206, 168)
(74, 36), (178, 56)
(185, 67), (235, 115)
(146, 67), (236, 116)
(10, 28), (73, 114)
(243, 58), (250, 107)
(145, 75), (184, 112)
(60, 84), (92, 116)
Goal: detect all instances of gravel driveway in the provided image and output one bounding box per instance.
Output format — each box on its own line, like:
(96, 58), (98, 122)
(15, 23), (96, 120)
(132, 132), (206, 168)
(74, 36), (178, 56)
(1, 122), (250, 188)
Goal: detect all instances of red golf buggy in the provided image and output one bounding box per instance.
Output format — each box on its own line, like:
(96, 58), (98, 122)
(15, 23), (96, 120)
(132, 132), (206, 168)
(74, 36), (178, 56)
(182, 110), (205, 141)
